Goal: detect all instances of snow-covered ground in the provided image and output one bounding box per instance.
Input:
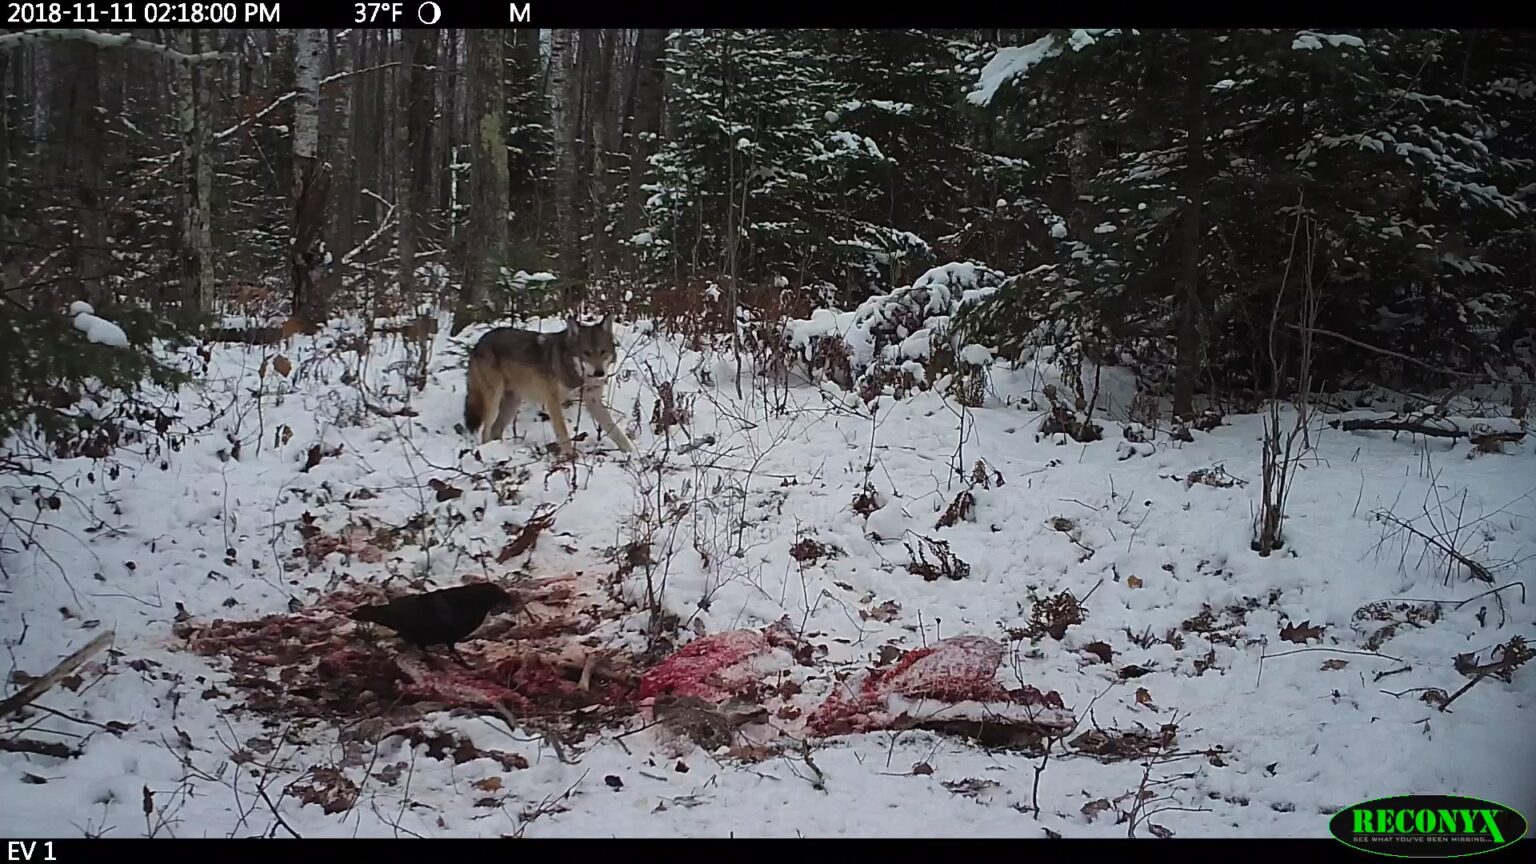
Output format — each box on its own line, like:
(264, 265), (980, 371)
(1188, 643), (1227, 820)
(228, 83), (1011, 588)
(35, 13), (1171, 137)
(1, 310), (1532, 838)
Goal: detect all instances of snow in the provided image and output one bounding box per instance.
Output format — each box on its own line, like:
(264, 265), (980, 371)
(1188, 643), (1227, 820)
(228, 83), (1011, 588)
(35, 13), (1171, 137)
(967, 35), (1060, 106)
(959, 343), (993, 366)
(1067, 29), (1100, 52)
(1293, 31), (1367, 51)
(69, 305), (129, 347)
(2, 306), (1533, 837)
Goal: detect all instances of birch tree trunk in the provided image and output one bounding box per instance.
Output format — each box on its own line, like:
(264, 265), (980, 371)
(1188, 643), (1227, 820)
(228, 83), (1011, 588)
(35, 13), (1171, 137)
(176, 29), (214, 313)
(291, 27), (331, 322)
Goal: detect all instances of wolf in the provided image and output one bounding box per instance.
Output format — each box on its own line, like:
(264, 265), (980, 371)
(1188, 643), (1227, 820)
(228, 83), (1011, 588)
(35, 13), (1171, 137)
(463, 316), (635, 455)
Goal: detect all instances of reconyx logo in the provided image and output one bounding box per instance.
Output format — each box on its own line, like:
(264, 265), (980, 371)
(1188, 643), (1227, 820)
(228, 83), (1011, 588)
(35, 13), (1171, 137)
(1329, 795), (1528, 857)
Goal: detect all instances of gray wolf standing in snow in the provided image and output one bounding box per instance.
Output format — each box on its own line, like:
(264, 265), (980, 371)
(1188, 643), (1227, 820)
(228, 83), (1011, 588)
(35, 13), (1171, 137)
(462, 316), (634, 455)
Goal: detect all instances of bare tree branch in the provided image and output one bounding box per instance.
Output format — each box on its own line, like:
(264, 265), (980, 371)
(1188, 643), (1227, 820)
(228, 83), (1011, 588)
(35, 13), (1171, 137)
(1289, 323), (1536, 386)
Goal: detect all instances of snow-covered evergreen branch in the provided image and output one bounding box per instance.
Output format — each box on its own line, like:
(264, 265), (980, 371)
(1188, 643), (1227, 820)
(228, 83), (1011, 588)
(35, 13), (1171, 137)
(0, 29), (228, 62)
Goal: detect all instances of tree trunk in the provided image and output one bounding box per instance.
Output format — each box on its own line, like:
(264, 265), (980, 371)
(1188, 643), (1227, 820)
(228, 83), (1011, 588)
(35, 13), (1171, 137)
(503, 28), (541, 240)
(0, 46), (14, 296)
(291, 28), (332, 322)
(439, 28), (459, 235)
(550, 28), (582, 298)
(318, 28), (345, 304)
(621, 29), (667, 243)
(584, 29), (617, 284)
(395, 31), (417, 302)
(176, 29), (214, 314)
(410, 30), (440, 252)
(372, 30), (391, 229)
(394, 28), (438, 302)
(270, 29), (296, 213)
(1171, 47), (1209, 421)
(56, 41), (105, 306)
(453, 28), (508, 332)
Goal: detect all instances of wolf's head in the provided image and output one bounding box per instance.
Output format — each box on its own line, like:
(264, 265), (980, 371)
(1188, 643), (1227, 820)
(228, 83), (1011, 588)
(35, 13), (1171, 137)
(566, 316), (620, 382)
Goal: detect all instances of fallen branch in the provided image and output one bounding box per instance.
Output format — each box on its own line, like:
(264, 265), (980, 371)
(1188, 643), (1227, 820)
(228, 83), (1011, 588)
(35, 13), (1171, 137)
(1439, 658), (1525, 712)
(340, 189), (397, 268)
(0, 631), (114, 719)
(0, 737), (82, 759)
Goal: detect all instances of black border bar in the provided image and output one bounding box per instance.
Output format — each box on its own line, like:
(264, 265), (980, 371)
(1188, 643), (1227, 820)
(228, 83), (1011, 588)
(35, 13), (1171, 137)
(12, 837), (1521, 852)
(108, 1), (1528, 28)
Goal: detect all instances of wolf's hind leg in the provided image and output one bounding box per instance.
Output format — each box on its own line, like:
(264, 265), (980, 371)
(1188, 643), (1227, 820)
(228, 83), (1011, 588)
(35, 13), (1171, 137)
(478, 387), (504, 444)
(489, 391), (520, 441)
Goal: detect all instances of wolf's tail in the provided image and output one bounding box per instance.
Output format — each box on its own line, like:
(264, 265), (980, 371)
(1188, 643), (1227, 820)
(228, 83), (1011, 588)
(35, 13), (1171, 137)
(464, 360), (485, 433)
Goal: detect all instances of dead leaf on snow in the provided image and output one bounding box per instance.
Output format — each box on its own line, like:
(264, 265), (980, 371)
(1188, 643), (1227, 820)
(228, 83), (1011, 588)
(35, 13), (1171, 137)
(942, 778), (1000, 800)
(1082, 641), (1114, 664)
(860, 600), (902, 623)
(1280, 620), (1325, 644)
(1082, 798), (1113, 821)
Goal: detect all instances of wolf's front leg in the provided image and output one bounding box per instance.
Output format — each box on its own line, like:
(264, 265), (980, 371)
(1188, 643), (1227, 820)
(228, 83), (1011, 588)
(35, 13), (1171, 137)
(582, 389), (634, 453)
(541, 384), (578, 456)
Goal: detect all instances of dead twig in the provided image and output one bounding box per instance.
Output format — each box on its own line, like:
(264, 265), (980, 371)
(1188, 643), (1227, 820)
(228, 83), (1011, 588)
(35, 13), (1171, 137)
(1374, 509), (1494, 584)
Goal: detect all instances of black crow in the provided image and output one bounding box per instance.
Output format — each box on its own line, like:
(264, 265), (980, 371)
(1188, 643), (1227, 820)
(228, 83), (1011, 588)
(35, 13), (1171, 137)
(349, 582), (515, 666)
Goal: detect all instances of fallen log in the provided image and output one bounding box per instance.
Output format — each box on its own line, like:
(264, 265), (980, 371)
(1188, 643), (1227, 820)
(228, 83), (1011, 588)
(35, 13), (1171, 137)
(1330, 416), (1526, 443)
(203, 326), (285, 345)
